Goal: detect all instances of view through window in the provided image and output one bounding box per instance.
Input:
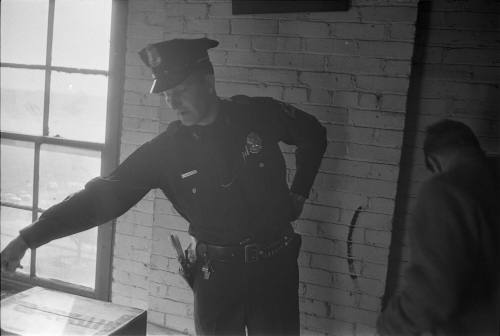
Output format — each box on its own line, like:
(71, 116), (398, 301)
(1, 0), (113, 292)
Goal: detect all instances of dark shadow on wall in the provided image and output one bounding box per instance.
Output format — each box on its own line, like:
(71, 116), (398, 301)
(381, 0), (432, 309)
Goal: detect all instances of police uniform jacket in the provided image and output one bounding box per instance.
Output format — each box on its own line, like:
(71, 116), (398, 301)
(20, 96), (327, 247)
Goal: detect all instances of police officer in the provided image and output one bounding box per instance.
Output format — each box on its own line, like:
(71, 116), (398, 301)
(1, 38), (327, 335)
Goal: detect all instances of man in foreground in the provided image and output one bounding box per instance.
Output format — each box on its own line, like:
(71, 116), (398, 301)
(1, 38), (327, 335)
(377, 119), (499, 335)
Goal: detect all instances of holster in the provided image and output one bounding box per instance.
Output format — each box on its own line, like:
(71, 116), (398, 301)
(178, 252), (196, 289)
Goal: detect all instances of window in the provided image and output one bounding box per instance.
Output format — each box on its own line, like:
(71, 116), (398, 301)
(1, 0), (125, 300)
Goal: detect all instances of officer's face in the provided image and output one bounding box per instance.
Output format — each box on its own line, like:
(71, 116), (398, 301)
(162, 72), (215, 126)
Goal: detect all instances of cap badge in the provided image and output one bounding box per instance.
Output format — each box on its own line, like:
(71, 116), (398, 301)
(145, 45), (162, 68)
(246, 132), (263, 154)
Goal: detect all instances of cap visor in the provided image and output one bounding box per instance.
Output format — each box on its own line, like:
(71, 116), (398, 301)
(150, 72), (188, 94)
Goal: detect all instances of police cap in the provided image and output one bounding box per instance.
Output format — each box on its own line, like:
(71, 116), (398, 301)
(138, 38), (219, 94)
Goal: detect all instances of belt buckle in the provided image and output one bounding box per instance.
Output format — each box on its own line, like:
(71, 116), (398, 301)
(244, 244), (260, 263)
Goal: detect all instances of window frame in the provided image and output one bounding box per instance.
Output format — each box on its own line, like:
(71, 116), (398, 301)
(0, 0), (127, 301)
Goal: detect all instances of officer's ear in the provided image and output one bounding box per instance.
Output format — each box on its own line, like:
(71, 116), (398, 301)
(204, 72), (216, 94)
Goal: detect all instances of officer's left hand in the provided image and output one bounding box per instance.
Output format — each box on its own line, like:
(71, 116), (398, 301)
(290, 192), (306, 221)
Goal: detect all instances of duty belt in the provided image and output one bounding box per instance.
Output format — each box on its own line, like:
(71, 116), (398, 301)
(196, 233), (298, 263)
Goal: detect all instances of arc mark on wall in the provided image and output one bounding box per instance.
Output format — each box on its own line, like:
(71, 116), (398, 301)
(347, 206), (363, 281)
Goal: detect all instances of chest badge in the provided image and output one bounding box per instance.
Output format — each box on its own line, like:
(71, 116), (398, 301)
(246, 132), (263, 155)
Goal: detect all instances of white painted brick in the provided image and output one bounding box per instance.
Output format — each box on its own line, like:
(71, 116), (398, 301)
(349, 109), (406, 130)
(368, 197), (396, 214)
(359, 6), (418, 23)
(250, 69), (298, 84)
(148, 310), (166, 326)
(216, 81), (283, 100)
(308, 89), (332, 105)
(168, 286), (194, 304)
(111, 294), (148, 310)
(274, 53), (325, 71)
(306, 9), (361, 23)
(149, 296), (192, 317)
(149, 269), (187, 289)
(356, 323), (377, 336)
(389, 23), (416, 41)
(225, 50), (274, 66)
(208, 2), (232, 17)
(231, 19), (277, 35)
(208, 34), (251, 50)
(356, 76), (410, 94)
(150, 254), (170, 271)
(113, 256), (149, 275)
(330, 305), (379, 326)
(184, 18), (230, 34)
(305, 38), (358, 55)
(113, 282), (149, 300)
(299, 266), (331, 287)
(283, 87), (308, 103)
(358, 41), (414, 60)
(327, 56), (383, 75)
(113, 269), (149, 289)
(359, 294), (382, 312)
(299, 298), (329, 317)
(302, 314), (354, 335)
(364, 229), (392, 248)
(300, 72), (355, 90)
(165, 3), (207, 17)
(362, 262), (388, 281)
(334, 23), (386, 40)
(154, 213), (189, 231)
(164, 314), (196, 335)
(279, 20), (330, 37)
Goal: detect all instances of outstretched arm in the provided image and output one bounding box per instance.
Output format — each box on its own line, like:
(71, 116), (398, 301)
(1, 140), (160, 272)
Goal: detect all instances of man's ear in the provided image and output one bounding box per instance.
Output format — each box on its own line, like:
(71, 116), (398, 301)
(426, 154), (442, 173)
(204, 73), (215, 93)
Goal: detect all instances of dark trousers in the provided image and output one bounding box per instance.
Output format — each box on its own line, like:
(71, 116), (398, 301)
(193, 236), (301, 336)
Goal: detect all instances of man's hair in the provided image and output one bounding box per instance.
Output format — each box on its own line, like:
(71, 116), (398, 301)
(192, 60), (214, 76)
(423, 119), (482, 157)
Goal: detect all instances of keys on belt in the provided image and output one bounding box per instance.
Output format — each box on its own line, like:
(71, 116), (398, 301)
(244, 243), (260, 263)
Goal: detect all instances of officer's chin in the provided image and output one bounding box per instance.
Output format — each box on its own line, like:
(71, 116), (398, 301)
(178, 114), (196, 126)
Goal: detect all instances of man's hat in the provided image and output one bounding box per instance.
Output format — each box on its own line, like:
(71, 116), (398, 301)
(138, 38), (219, 93)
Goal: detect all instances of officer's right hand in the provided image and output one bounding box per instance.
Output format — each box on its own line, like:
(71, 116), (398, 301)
(1, 235), (29, 273)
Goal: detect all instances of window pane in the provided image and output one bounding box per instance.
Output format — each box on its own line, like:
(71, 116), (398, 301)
(1, 68), (45, 135)
(0, 139), (34, 208)
(49, 72), (108, 143)
(0, 0), (48, 65)
(39, 144), (101, 210)
(1, 207), (32, 275)
(36, 226), (97, 288)
(37, 144), (101, 288)
(52, 0), (112, 70)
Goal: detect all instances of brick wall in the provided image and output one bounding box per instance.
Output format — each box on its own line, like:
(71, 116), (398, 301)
(384, 0), (500, 304)
(112, 1), (420, 335)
